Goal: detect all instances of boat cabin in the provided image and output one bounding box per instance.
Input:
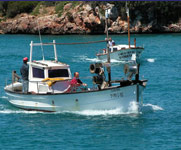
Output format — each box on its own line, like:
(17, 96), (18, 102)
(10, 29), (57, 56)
(27, 40), (72, 94)
(28, 60), (72, 94)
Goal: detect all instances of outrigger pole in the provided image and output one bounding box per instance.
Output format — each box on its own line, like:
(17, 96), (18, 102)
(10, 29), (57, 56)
(32, 40), (108, 46)
(105, 8), (111, 86)
(37, 19), (45, 61)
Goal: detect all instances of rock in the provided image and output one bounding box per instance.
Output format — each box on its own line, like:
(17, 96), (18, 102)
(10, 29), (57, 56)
(168, 23), (181, 32)
(0, 30), (4, 34)
(83, 4), (92, 12)
(64, 3), (72, 11)
(0, 2), (181, 34)
(74, 16), (83, 26)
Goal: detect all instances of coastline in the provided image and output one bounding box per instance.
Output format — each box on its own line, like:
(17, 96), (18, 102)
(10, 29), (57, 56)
(0, 2), (181, 35)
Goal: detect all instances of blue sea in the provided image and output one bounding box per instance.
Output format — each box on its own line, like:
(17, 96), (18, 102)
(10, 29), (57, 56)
(0, 34), (180, 150)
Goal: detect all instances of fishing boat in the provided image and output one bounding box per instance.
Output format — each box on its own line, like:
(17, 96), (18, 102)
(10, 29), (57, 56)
(96, 6), (144, 62)
(96, 43), (144, 61)
(4, 39), (147, 112)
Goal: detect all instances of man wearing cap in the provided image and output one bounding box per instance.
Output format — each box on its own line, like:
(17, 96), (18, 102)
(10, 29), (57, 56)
(20, 57), (29, 93)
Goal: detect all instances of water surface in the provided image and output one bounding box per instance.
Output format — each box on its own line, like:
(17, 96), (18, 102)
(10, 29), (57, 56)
(0, 34), (180, 149)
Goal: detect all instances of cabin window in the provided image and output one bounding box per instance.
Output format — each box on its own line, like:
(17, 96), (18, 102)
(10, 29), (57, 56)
(32, 67), (44, 78)
(48, 69), (69, 78)
(113, 48), (117, 52)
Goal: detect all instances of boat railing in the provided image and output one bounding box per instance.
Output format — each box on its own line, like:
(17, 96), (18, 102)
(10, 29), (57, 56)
(6, 74), (72, 94)
(8, 70), (89, 94)
(28, 80), (90, 94)
(28, 79), (71, 94)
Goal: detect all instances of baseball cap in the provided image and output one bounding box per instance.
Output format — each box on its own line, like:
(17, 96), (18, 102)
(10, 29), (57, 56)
(23, 57), (28, 61)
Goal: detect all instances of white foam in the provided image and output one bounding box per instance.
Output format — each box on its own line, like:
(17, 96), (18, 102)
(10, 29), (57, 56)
(68, 108), (124, 116)
(85, 57), (103, 63)
(77, 55), (128, 64)
(142, 103), (163, 111)
(74, 55), (101, 63)
(0, 109), (124, 115)
(0, 101), (141, 115)
(82, 57), (126, 64)
(128, 101), (139, 113)
(61, 102), (139, 116)
(147, 58), (155, 63)
(0, 109), (43, 114)
(1, 96), (8, 99)
(0, 103), (163, 115)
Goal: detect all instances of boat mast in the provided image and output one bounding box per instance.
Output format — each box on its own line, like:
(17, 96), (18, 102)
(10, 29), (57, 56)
(37, 19), (45, 61)
(53, 40), (58, 62)
(30, 41), (33, 63)
(126, 2), (130, 48)
(105, 8), (111, 86)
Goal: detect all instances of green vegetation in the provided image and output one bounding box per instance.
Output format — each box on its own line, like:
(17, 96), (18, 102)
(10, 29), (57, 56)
(112, 1), (181, 25)
(0, 1), (180, 25)
(55, 1), (80, 17)
(31, 3), (41, 16)
(0, 1), (38, 18)
(31, 2), (48, 16)
(0, 1), (8, 16)
(55, 1), (70, 17)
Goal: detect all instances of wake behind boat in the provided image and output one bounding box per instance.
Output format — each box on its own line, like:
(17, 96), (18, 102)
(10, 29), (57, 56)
(4, 39), (147, 112)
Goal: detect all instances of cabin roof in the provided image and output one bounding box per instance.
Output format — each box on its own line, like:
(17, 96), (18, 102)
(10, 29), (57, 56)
(114, 44), (134, 49)
(28, 60), (69, 68)
(114, 44), (144, 50)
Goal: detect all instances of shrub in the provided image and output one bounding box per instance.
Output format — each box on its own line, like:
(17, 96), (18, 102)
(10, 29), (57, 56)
(55, 1), (80, 17)
(55, 1), (69, 17)
(31, 3), (41, 16)
(41, 1), (56, 7)
(6, 1), (38, 18)
(0, 1), (8, 16)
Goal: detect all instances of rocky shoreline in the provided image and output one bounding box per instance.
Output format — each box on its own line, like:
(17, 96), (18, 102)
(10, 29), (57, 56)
(0, 3), (181, 35)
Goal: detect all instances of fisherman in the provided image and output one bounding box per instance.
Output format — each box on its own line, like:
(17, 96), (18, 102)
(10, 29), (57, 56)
(108, 38), (115, 47)
(12, 70), (21, 83)
(20, 57), (29, 93)
(108, 38), (115, 52)
(70, 72), (87, 91)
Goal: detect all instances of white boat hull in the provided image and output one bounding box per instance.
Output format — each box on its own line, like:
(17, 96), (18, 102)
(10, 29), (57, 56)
(5, 84), (145, 112)
(97, 48), (143, 61)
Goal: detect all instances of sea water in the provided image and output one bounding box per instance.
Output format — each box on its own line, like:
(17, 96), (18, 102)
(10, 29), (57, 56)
(0, 34), (180, 149)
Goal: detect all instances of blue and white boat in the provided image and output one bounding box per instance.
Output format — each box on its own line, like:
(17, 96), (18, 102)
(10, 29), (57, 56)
(4, 39), (147, 112)
(96, 44), (144, 61)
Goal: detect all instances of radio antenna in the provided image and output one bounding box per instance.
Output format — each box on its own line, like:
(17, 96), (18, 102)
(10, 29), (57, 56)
(37, 19), (45, 61)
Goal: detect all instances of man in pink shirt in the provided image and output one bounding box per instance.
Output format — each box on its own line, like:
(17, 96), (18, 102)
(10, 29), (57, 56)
(71, 72), (87, 86)
(70, 72), (87, 91)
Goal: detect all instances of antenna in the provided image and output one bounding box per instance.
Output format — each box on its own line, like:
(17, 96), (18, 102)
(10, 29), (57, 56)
(105, 9), (110, 40)
(37, 19), (45, 61)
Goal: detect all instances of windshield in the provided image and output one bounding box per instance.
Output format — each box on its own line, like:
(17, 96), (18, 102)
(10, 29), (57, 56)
(33, 67), (44, 78)
(48, 69), (69, 78)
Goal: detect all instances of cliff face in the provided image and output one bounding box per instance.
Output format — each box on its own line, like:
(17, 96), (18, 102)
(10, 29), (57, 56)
(0, 2), (181, 34)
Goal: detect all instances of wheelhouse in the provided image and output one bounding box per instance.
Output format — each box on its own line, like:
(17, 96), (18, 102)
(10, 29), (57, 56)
(27, 41), (72, 94)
